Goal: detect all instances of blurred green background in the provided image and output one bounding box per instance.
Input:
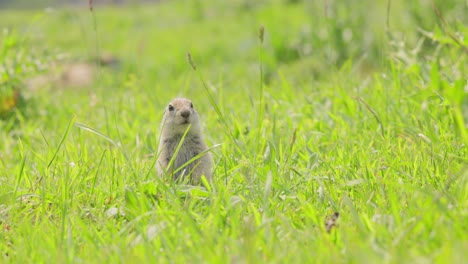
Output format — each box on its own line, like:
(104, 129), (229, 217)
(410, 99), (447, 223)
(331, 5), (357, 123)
(0, 0), (467, 262)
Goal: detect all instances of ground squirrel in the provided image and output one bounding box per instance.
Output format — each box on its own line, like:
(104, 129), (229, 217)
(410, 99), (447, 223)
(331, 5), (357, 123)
(156, 98), (213, 184)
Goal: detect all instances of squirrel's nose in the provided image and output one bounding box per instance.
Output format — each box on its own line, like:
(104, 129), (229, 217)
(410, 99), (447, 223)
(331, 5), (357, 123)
(180, 109), (190, 119)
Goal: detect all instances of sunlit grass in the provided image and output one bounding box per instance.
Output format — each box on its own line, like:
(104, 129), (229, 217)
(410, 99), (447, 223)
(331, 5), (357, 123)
(0, 0), (467, 263)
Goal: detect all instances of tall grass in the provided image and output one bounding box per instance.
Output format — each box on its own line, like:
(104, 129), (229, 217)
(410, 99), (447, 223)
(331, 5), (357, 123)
(0, 0), (467, 263)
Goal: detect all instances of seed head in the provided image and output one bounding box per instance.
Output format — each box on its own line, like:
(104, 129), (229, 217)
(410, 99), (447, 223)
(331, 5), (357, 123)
(259, 25), (265, 44)
(187, 52), (197, 71)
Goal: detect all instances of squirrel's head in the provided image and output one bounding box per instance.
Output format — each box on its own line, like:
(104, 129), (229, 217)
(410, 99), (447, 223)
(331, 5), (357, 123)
(161, 98), (201, 135)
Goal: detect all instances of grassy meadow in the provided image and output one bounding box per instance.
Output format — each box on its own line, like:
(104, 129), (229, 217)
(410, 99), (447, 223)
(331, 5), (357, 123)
(1, 0), (467, 262)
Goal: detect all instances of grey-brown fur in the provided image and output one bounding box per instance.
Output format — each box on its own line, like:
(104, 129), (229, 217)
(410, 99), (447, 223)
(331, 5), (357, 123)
(157, 98), (212, 184)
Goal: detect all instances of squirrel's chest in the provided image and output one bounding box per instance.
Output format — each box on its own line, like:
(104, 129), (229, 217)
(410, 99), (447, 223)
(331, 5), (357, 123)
(163, 136), (202, 166)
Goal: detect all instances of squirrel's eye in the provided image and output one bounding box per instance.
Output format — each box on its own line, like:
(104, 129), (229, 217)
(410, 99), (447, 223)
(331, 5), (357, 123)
(168, 105), (174, 111)
(190, 103), (194, 108)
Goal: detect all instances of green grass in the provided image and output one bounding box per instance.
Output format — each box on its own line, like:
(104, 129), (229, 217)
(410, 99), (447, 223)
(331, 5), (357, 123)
(1, 0), (467, 263)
